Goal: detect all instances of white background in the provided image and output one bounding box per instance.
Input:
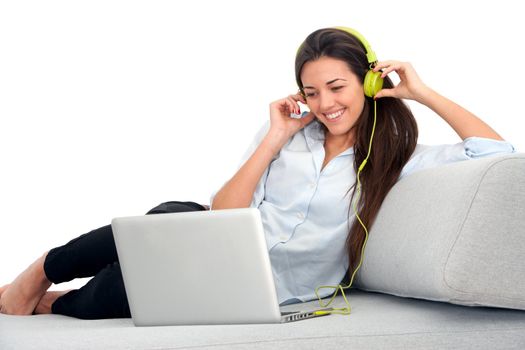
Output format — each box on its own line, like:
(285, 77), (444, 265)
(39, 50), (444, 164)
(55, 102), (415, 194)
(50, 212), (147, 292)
(1, 0), (523, 291)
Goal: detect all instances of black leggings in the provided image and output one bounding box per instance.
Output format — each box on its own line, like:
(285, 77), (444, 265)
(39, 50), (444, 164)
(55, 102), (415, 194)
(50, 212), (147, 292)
(43, 201), (206, 319)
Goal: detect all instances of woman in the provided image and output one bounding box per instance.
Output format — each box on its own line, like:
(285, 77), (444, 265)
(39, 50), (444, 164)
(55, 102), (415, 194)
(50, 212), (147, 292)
(0, 27), (515, 319)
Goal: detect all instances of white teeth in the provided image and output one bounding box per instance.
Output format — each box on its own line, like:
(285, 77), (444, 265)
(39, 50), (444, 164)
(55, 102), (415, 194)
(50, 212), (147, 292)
(325, 108), (345, 119)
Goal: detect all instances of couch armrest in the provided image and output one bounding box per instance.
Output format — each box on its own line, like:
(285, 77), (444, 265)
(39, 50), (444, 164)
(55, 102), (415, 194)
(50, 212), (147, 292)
(355, 153), (525, 310)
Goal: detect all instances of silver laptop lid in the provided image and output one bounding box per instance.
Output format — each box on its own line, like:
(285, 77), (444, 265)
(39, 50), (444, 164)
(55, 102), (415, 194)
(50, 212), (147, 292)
(111, 208), (283, 326)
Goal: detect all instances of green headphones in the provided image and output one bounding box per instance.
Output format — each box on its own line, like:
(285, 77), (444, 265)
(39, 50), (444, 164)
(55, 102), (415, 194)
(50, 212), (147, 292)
(297, 26), (383, 98)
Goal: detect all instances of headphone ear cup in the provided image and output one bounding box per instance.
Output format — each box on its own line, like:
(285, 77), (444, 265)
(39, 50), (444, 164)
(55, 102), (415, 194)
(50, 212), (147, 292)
(363, 70), (384, 98)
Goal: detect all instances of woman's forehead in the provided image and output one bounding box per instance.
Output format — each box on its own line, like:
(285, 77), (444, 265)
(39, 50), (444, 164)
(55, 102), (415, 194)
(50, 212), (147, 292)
(301, 57), (357, 86)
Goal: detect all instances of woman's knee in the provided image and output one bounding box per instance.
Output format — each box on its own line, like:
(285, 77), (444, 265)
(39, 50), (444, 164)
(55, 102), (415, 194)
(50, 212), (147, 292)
(145, 201), (206, 215)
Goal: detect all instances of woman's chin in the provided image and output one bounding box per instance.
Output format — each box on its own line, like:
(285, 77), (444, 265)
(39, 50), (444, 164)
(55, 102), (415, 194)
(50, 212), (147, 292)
(322, 119), (357, 138)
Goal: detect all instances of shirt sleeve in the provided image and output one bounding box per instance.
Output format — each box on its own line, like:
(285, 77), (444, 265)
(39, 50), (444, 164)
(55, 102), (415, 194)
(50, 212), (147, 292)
(209, 120), (272, 209)
(399, 136), (516, 180)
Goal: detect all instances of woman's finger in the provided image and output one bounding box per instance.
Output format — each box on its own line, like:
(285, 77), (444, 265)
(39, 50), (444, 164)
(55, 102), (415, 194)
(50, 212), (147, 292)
(375, 61), (407, 79)
(293, 92), (307, 104)
(372, 60), (399, 71)
(373, 61), (394, 76)
(281, 98), (295, 113)
(289, 93), (306, 106)
(287, 96), (301, 114)
(380, 64), (402, 78)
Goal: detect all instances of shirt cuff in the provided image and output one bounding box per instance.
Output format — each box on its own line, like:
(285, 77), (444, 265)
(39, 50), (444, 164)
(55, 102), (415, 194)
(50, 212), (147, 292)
(463, 136), (516, 158)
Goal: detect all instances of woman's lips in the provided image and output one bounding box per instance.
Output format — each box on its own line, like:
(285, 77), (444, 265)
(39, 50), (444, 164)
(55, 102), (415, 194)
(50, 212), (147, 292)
(324, 108), (346, 122)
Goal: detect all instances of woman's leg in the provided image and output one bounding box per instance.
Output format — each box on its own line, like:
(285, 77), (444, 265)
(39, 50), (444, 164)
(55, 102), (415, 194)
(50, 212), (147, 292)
(46, 201), (207, 319)
(0, 220), (121, 315)
(44, 224), (119, 283)
(34, 289), (72, 315)
(0, 201), (207, 317)
(49, 262), (131, 319)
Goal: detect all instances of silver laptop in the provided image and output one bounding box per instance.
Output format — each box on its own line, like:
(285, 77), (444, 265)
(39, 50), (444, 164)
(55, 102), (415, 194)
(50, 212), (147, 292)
(111, 208), (332, 326)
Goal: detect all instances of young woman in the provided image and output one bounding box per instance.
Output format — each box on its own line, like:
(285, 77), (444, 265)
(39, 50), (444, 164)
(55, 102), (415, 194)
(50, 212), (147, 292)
(0, 27), (515, 319)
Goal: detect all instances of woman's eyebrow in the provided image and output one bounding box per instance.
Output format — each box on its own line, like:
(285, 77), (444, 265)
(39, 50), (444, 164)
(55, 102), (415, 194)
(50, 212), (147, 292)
(303, 78), (347, 90)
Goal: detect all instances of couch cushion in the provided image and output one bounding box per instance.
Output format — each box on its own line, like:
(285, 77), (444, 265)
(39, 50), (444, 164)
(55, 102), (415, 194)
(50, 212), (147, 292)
(1, 289), (525, 350)
(354, 154), (525, 310)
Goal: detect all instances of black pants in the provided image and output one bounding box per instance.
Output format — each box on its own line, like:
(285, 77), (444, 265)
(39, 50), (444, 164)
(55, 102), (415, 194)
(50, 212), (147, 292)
(43, 201), (206, 319)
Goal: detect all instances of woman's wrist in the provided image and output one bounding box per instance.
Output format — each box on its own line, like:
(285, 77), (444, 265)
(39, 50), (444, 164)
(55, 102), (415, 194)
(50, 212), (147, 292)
(413, 85), (437, 106)
(264, 128), (290, 155)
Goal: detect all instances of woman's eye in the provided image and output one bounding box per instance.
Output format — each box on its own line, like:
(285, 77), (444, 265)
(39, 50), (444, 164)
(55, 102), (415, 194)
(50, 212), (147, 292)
(305, 86), (343, 98)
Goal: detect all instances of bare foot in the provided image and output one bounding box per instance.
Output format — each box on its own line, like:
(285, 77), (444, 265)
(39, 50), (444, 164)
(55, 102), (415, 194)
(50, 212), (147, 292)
(0, 284), (9, 296)
(34, 290), (72, 315)
(0, 251), (52, 315)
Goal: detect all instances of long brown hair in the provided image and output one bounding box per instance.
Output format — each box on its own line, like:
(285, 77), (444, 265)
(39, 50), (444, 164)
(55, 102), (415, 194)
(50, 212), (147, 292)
(295, 28), (418, 278)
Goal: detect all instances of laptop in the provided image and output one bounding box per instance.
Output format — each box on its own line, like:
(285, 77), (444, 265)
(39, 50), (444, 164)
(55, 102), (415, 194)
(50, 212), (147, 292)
(111, 207), (333, 326)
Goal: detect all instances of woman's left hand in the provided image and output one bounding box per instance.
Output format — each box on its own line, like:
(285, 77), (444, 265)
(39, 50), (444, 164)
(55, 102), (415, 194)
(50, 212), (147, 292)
(372, 60), (430, 102)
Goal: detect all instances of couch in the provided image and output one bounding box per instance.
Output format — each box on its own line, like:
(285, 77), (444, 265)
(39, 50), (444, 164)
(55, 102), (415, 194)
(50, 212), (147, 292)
(1, 153), (524, 349)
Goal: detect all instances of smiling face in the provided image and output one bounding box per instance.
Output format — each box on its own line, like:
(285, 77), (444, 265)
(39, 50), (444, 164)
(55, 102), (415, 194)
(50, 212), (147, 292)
(300, 56), (365, 149)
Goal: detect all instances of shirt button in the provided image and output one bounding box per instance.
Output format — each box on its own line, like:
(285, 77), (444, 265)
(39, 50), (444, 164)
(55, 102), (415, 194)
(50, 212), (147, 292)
(297, 212), (304, 219)
(280, 235), (287, 241)
(309, 183), (316, 188)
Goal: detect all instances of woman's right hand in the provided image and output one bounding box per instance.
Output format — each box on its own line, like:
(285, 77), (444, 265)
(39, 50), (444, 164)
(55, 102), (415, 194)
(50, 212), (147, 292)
(268, 92), (315, 142)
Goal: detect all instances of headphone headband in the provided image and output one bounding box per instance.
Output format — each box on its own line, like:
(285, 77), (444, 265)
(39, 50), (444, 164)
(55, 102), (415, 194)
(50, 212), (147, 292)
(296, 26), (378, 65)
(332, 26), (377, 64)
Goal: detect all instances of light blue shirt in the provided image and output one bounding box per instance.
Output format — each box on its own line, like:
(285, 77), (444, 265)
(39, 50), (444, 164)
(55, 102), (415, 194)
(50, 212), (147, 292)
(210, 118), (516, 306)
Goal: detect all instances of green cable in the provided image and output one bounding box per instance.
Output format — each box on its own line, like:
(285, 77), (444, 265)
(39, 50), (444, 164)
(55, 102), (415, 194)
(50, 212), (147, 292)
(314, 99), (377, 315)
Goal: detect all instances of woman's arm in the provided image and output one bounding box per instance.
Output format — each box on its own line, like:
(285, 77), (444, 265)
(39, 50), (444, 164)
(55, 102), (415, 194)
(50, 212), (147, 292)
(211, 93), (315, 210)
(373, 60), (505, 141)
(414, 87), (504, 141)
(211, 129), (286, 210)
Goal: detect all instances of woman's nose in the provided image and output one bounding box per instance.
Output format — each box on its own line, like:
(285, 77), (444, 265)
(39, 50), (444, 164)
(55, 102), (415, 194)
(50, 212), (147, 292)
(319, 93), (335, 111)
